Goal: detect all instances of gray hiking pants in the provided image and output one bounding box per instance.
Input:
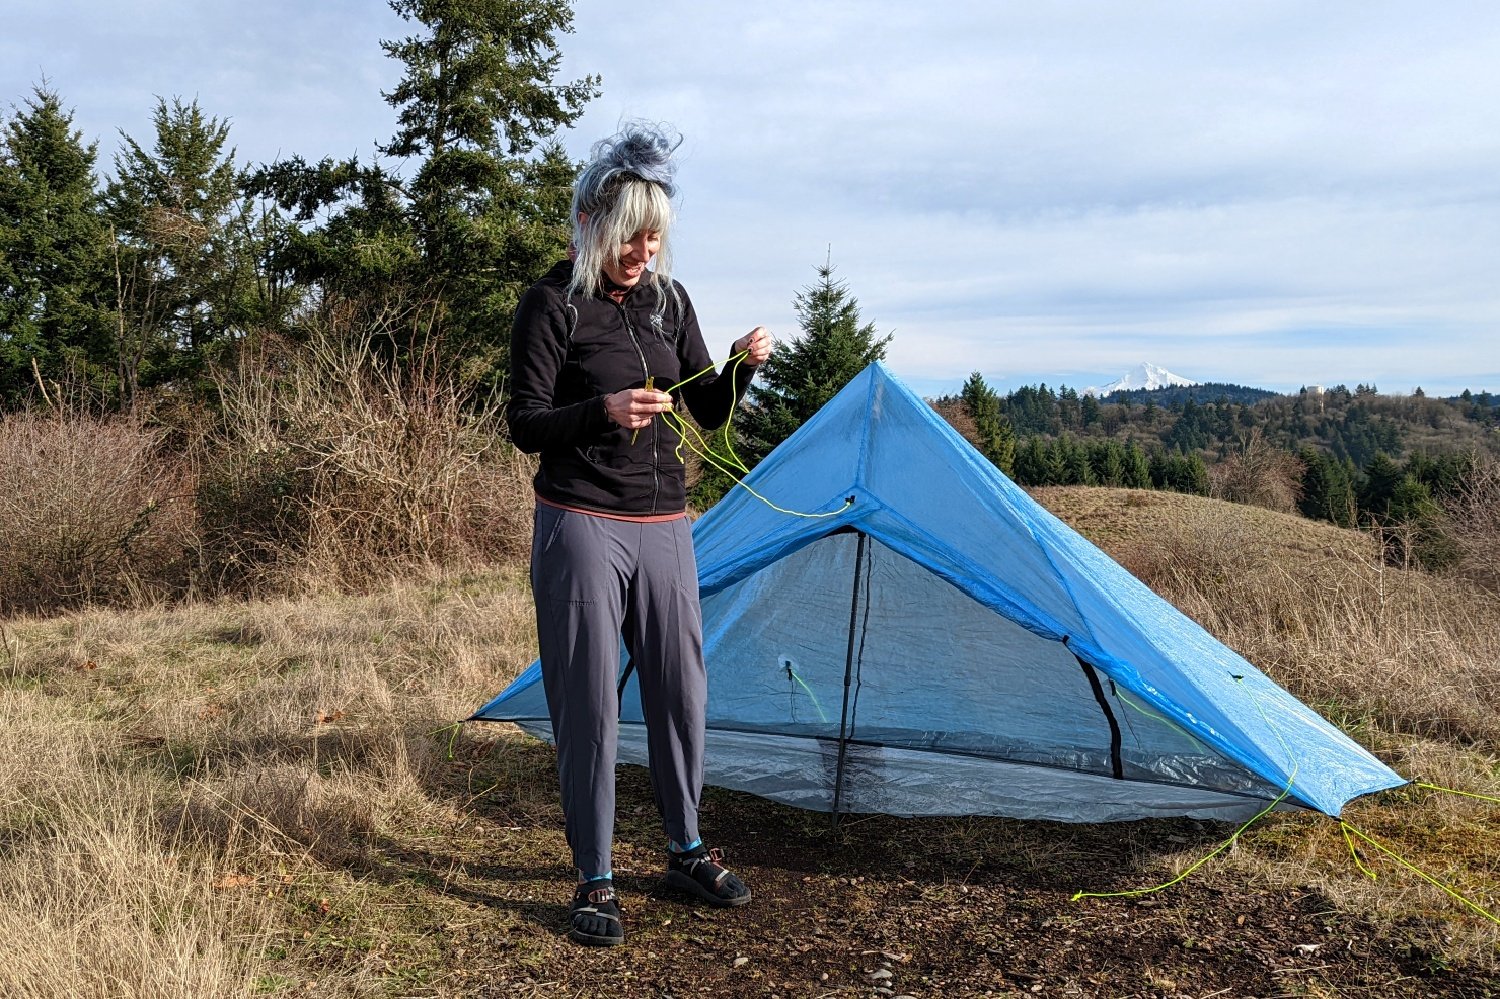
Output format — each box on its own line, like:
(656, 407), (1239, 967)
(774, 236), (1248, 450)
(530, 502), (706, 878)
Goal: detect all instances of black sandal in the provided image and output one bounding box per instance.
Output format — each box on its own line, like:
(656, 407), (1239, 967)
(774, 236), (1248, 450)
(664, 845), (752, 908)
(569, 881), (625, 946)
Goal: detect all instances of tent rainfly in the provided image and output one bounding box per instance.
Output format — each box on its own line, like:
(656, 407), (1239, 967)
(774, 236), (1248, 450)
(473, 362), (1405, 823)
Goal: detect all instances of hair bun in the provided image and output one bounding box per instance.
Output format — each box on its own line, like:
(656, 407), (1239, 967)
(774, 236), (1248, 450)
(576, 121), (682, 212)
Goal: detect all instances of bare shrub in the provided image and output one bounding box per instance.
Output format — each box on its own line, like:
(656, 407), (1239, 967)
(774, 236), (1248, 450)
(931, 397), (979, 448)
(0, 410), (194, 616)
(194, 305), (535, 595)
(1445, 451), (1500, 595)
(1208, 430), (1305, 514)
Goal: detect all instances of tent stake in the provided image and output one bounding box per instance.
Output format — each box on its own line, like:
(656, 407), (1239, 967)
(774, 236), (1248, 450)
(831, 530), (868, 828)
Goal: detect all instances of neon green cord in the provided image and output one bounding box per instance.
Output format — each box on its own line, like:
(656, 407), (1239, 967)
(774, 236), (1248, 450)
(655, 349), (850, 520)
(1114, 688), (1210, 754)
(425, 721), (463, 761)
(1071, 764), (1297, 902)
(1342, 822), (1379, 881)
(1416, 782), (1500, 806)
(1073, 675), (1299, 903)
(1340, 821), (1500, 926)
(788, 667), (829, 723)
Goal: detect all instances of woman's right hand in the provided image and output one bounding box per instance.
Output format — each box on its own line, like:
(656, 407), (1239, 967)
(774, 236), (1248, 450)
(604, 389), (674, 430)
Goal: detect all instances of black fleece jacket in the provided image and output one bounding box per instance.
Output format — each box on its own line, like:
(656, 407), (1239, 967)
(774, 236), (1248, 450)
(507, 260), (754, 516)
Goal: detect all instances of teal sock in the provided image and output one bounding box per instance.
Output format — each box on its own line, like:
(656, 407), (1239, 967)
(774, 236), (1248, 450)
(578, 871), (612, 884)
(669, 837), (702, 855)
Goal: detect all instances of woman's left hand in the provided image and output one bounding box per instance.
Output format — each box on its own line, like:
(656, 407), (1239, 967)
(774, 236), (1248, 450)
(732, 327), (774, 368)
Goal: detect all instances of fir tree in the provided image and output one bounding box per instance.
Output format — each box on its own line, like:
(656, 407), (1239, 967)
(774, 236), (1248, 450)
(106, 98), (271, 401)
(0, 86), (115, 405)
(739, 260), (891, 464)
(1358, 453), (1404, 521)
(1124, 441), (1151, 489)
(1090, 439), (1126, 487)
(1013, 436), (1049, 486)
(1059, 434), (1095, 486)
(248, 0), (598, 381)
(960, 371), (1016, 476)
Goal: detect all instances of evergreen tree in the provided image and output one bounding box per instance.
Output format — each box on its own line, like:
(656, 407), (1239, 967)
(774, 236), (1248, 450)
(249, 0), (599, 380)
(739, 261), (890, 463)
(0, 86), (115, 405)
(1297, 447), (1356, 525)
(1080, 392), (1100, 427)
(1055, 434), (1094, 486)
(1299, 447), (1332, 521)
(1040, 437), (1068, 485)
(1090, 439), (1126, 487)
(1002, 383), (1058, 435)
(1123, 441), (1151, 489)
(1387, 474), (1437, 525)
(1057, 385), (1080, 429)
(1013, 436), (1049, 487)
(381, 0), (597, 369)
(1148, 447), (1170, 489)
(106, 98), (271, 402)
(1162, 450), (1209, 495)
(1358, 453), (1404, 521)
(960, 371), (1016, 476)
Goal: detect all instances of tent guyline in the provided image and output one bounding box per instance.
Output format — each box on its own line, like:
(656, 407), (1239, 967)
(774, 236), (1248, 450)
(472, 361), (1498, 925)
(1070, 675), (1500, 924)
(660, 350), (852, 521)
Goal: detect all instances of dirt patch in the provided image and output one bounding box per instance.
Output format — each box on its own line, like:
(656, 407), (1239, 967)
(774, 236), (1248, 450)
(290, 733), (1500, 998)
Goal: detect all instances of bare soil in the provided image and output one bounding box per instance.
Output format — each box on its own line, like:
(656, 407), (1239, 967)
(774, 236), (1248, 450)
(289, 732), (1500, 998)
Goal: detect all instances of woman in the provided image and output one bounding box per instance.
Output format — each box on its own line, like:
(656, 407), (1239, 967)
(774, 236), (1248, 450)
(506, 123), (772, 947)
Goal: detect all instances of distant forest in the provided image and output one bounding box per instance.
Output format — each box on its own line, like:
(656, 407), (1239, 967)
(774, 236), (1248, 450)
(935, 376), (1500, 564)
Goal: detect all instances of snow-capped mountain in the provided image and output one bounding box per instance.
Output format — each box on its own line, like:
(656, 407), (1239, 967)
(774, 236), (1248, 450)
(1083, 362), (1197, 397)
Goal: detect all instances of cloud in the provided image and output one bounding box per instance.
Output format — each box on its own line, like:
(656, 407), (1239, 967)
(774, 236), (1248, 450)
(6, 0), (1499, 394)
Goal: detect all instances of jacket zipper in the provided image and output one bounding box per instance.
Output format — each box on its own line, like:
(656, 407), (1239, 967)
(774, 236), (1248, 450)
(613, 300), (659, 514)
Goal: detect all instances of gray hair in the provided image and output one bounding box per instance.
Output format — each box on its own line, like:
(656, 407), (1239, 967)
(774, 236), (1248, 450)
(569, 122), (681, 308)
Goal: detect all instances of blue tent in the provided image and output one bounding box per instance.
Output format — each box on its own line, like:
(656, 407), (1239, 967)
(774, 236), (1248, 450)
(474, 362), (1404, 822)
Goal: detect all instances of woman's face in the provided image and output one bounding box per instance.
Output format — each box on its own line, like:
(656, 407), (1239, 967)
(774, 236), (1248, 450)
(603, 229), (661, 289)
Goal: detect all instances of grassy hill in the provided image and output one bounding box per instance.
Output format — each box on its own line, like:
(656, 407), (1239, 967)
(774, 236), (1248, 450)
(2, 488), (1498, 997)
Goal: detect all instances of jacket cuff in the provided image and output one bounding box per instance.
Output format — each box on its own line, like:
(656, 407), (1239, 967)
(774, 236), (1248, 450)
(592, 394), (614, 434)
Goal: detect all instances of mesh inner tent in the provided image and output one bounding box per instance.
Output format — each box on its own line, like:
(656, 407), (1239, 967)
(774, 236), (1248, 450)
(618, 531), (1281, 809)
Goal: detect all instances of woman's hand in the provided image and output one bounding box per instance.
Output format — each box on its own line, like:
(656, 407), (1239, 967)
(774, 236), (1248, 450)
(732, 327), (774, 367)
(604, 388), (673, 430)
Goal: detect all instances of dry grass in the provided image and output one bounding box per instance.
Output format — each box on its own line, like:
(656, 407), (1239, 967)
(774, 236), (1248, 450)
(0, 573), (538, 996)
(0, 689), (269, 998)
(3, 482), (1499, 993)
(1446, 451), (1500, 596)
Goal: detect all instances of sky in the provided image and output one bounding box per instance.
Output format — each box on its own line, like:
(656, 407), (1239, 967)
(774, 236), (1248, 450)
(5, 1), (1498, 397)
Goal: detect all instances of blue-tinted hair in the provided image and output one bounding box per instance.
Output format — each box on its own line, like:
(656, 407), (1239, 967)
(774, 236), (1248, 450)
(569, 122), (682, 307)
